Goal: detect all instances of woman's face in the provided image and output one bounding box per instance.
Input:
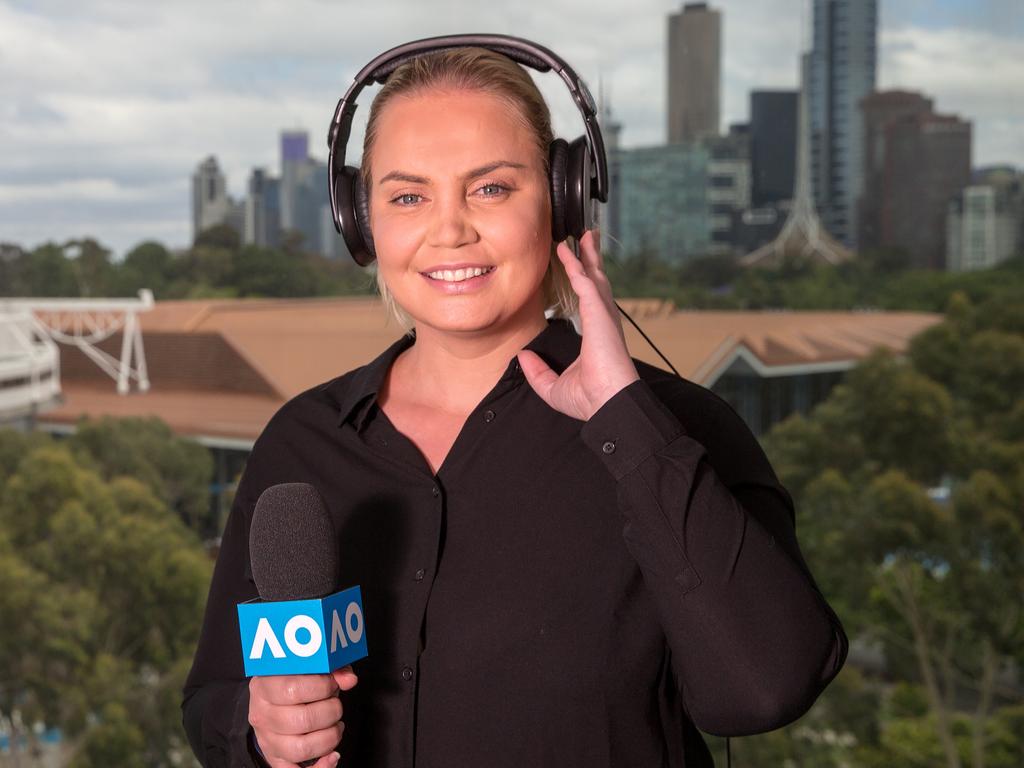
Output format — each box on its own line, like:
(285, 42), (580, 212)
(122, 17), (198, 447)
(367, 87), (552, 336)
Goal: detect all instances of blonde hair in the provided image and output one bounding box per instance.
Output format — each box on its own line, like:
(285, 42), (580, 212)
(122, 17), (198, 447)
(359, 46), (578, 336)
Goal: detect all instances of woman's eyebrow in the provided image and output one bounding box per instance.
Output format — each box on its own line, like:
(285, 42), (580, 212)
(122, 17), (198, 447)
(378, 160), (527, 185)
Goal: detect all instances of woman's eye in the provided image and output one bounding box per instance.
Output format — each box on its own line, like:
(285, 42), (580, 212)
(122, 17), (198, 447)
(476, 183), (509, 197)
(390, 193), (422, 206)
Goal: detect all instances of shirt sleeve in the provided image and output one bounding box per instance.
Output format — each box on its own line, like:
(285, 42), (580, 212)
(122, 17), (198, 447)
(578, 377), (848, 737)
(181, 457), (264, 766)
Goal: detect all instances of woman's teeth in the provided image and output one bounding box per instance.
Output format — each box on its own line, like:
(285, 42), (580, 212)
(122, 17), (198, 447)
(426, 266), (495, 282)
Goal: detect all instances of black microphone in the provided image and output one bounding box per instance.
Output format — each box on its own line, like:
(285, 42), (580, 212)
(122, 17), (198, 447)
(249, 482), (340, 601)
(240, 482), (367, 766)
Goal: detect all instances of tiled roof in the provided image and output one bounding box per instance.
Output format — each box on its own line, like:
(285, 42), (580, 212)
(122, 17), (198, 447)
(35, 297), (942, 445)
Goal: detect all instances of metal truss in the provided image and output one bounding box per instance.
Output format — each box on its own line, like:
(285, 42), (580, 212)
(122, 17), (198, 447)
(0, 289), (154, 394)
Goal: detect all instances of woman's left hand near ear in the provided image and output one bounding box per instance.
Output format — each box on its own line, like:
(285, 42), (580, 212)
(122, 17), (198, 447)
(517, 229), (640, 421)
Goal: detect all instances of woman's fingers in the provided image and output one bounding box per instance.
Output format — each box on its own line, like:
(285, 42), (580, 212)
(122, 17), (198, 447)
(331, 665), (359, 692)
(261, 720), (344, 766)
(257, 673), (339, 706)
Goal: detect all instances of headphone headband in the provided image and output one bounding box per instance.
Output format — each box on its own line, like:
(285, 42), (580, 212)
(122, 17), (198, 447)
(326, 33), (609, 218)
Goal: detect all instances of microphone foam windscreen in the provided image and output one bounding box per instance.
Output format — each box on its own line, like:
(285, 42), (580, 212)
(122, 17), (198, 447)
(249, 482), (340, 601)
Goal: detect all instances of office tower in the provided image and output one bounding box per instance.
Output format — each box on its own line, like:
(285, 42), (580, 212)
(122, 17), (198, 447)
(611, 143), (712, 264)
(192, 156), (233, 241)
(667, 2), (721, 144)
(245, 168), (282, 249)
(859, 90), (972, 270)
(705, 124), (751, 252)
(275, 130), (349, 258)
(750, 91), (798, 207)
(858, 90), (933, 251)
(280, 130), (310, 232)
(808, 0), (878, 247)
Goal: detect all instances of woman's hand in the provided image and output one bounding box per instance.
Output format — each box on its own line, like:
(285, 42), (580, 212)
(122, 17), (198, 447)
(248, 666), (358, 767)
(518, 229), (639, 421)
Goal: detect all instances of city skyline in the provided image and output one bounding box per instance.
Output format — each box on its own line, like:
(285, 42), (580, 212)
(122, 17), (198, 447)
(1, 0), (1021, 257)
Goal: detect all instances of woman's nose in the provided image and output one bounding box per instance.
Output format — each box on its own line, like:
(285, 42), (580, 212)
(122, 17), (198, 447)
(426, 191), (476, 249)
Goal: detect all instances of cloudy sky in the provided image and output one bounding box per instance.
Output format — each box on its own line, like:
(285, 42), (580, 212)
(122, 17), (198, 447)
(1, 0), (1021, 258)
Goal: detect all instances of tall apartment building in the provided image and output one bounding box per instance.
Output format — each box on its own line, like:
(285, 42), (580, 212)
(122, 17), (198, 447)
(667, 2), (721, 144)
(808, 0), (878, 247)
(859, 90), (972, 269)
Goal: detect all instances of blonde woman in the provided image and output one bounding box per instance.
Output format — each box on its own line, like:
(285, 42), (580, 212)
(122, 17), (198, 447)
(183, 41), (847, 768)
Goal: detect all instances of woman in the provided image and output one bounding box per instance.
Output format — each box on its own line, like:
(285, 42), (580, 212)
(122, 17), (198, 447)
(183, 46), (847, 768)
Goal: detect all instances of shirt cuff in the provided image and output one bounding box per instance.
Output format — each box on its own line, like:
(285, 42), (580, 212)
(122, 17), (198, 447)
(579, 378), (687, 480)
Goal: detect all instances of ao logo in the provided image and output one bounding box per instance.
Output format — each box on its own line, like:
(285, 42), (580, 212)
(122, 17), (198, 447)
(249, 602), (364, 660)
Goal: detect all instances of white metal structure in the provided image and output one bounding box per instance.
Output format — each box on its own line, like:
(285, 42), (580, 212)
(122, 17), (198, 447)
(741, 53), (852, 267)
(0, 289), (153, 395)
(0, 309), (61, 422)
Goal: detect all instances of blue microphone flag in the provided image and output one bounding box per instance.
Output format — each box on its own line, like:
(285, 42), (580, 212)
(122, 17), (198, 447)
(237, 585), (368, 677)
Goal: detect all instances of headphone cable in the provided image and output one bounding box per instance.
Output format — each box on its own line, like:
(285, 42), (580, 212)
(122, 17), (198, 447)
(614, 300), (682, 378)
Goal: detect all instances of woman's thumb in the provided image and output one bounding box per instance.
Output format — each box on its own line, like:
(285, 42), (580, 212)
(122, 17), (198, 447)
(517, 350), (558, 404)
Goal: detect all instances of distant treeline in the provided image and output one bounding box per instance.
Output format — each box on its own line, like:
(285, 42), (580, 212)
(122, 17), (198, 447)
(2, 224), (1022, 314)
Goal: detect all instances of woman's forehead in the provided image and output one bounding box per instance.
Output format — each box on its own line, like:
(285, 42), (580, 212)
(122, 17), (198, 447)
(371, 89), (541, 171)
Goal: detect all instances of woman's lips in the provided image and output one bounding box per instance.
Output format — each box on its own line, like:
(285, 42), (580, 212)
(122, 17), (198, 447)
(420, 265), (497, 294)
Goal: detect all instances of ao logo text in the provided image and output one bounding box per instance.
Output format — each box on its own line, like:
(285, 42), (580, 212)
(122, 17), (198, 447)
(237, 586), (368, 676)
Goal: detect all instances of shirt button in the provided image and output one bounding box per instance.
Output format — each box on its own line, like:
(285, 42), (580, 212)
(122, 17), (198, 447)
(602, 440), (616, 454)
(401, 666), (414, 681)
(431, 485), (440, 497)
(414, 568), (425, 582)
(484, 409), (495, 422)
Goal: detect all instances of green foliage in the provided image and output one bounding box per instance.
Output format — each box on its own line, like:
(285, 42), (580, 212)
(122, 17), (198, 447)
(67, 416), (213, 534)
(753, 289), (1024, 765)
(0, 231), (376, 302)
(0, 430), (211, 766)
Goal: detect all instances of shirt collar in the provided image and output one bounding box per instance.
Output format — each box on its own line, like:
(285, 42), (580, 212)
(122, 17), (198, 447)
(333, 316), (582, 430)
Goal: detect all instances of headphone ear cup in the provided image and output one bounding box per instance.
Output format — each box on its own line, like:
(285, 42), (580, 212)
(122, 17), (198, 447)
(353, 174), (376, 262)
(335, 166), (376, 266)
(548, 138), (569, 244)
(563, 135), (592, 241)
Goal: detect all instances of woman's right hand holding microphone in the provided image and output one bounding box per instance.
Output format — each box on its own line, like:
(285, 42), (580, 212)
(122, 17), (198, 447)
(248, 666), (359, 767)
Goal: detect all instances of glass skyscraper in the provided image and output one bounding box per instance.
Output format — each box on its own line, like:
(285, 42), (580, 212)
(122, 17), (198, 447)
(808, 0), (878, 248)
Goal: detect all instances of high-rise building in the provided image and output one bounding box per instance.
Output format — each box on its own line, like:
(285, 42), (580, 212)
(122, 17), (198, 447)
(245, 168), (281, 249)
(750, 90), (798, 207)
(191, 156), (234, 241)
(858, 90), (934, 252)
(705, 124), (751, 252)
(276, 130), (349, 259)
(667, 2), (721, 144)
(808, 0), (878, 248)
(280, 130), (310, 233)
(947, 168), (1022, 272)
(859, 90), (972, 270)
(609, 143), (712, 264)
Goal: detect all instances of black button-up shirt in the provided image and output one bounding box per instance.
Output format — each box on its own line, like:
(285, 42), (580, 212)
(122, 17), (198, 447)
(182, 317), (847, 767)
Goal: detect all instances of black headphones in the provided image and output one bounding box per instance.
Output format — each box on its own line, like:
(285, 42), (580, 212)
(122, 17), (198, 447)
(326, 33), (610, 267)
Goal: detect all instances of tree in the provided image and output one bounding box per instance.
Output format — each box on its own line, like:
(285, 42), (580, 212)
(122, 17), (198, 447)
(758, 291), (1024, 767)
(0, 433), (211, 767)
(67, 416), (214, 535)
